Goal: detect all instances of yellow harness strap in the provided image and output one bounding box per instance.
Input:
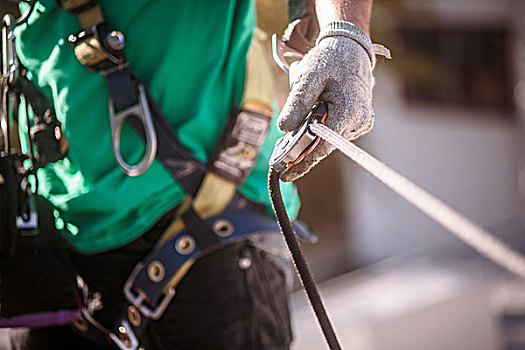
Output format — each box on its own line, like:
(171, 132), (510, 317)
(59, 0), (104, 29)
(156, 173), (236, 247)
(156, 26), (276, 251)
(242, 28), (275, 116)
(77, 5), (104, 29)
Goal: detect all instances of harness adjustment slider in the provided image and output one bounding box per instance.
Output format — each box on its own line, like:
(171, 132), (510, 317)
(123, 263), (176, 320)
(68, 22), (126, 70)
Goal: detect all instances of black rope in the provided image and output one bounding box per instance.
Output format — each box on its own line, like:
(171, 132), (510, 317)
(268, 168), (342, 350)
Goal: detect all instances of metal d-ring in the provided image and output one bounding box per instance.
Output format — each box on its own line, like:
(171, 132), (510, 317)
(109, 84), (157, 177)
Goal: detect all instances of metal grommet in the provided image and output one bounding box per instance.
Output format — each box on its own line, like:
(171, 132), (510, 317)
(107, 30), (125, 50)
(238, 257), (252, 270)
(147, 260), (165, 283)
(117, 326), (132, 347)
(213, 219), (234, 237)
(175, 235), (196, 255)
(54, 125), (61, 140)
(73, 317), (89, 332)
(127, 306), (141, 327)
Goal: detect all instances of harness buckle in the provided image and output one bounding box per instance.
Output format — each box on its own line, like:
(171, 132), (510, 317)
(109, 320), (139, 350)
(109, 83), (158, 177)
(123, 263), (176, 320)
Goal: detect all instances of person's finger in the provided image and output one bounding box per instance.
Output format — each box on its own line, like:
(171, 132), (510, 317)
(277, 58), (327, 132)
(279, 140), (334, 182)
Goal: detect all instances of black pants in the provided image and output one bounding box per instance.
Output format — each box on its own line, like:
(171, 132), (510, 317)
(6, 218), (293, 350)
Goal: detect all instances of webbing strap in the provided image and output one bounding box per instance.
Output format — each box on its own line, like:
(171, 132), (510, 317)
(77, 5), (103, 29)
(107, 193), (315, 349)
(56, 0), (102, 28)
(126, 81), (206, 196)
(105, 67), (136, 111)
(242, 28), (274, 115)
(207, 28), (274, 185)
(15, 74), (69, 167)
(192, 172), (237, 218)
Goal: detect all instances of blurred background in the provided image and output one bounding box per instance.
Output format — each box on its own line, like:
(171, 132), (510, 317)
(2, 0), (525, 349)
(260, 0), (525, 349)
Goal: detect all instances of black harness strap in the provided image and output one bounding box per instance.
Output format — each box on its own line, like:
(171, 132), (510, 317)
(133, 80), (206, 196)
(15, 73), (68, 168)
(180, 208), (221, 248)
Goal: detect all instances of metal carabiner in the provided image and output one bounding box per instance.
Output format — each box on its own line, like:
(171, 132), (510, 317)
(109, 84), (157, 177)
(1, 14), (18, 155)
(2, 15), (19, 87)
(271, 34), (305, 74)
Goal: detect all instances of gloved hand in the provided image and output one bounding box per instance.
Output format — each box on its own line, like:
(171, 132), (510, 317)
(277, 21), (389, 182)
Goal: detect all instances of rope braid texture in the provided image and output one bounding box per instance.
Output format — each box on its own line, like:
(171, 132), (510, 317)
(268, 168), (342, 350)
(311, 122), (525, 279)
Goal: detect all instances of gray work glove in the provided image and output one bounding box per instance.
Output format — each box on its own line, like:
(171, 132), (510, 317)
(277, 21), (390, 182)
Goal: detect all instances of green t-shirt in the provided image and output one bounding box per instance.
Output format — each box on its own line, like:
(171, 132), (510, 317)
(15, 0), (300, 253)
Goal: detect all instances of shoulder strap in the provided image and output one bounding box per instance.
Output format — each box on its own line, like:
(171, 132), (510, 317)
(56, 0), (275, 193)
(207, 27), (274, 186)
(57, 0), (210, 192)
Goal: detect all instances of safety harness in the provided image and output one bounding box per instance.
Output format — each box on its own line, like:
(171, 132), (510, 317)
(49, 1), (315, 349)
(0, 10), (80, 328)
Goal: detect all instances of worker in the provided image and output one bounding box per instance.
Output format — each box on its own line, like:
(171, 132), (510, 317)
(5, 0), (379, 348)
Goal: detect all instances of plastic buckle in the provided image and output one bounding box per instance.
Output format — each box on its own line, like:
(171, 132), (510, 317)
(123, 263), (176, 320)
(269, 101), (328, 173)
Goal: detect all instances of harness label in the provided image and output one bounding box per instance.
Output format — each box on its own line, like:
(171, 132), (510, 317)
(210, 110), (270, 185)
(232, 112), (268, 146)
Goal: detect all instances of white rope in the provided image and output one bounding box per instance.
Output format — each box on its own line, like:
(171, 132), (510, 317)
(311, 123), (525, 279)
